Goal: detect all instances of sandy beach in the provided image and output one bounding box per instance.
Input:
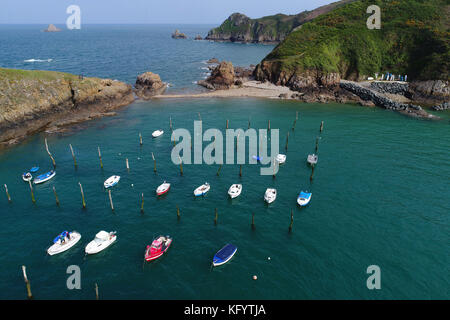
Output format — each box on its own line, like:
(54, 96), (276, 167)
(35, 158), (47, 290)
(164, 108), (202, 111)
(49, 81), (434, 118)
(154, 80), (296, 99)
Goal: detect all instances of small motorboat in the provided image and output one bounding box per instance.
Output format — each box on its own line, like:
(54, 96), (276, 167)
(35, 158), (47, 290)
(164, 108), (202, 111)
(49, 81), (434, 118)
(297, 191), (312, 207)
(33, 170), (55, 184)
(152, 130), (164, 138)
(156, 181), (171, 196)
(145, 235), (173, 261)
(252, 155), (261, 162)
(213, 243), (237, 267)
(47, 231), (81, 256)
(29, 166), (39, 173)
(276, 154), (286, 164)
(85, 231), (117, 255)
(228, 184), (242, 199)
(264, 188), (277, 204)
(307, 154), (318, 165)
(104, 175), (120, 188)
(194, 182), (210, 196)
(22, 172), (32, 182)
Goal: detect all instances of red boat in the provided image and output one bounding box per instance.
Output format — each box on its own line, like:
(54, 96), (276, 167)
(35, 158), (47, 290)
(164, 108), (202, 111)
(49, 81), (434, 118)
(156, 181), (171, 196)
(145, 235), (173, 261)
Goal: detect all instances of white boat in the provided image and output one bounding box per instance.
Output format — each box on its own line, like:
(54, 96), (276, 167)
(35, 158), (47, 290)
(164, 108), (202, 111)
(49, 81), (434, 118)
(85, 231), (117, 255)
(22, 172), (32, 182)
(47, 231), (81, 256)
(264, 188), (277, 204)
(152, 130), (164, 138)
(104, 175), (120, 188)
(276, 154), (286, 164)
(33, 170), (56, 184)
(307, 154), (318, 165)
(194, 182), (210, 196)
(228, 184), (242, 199)
(156, 181), (171, 196)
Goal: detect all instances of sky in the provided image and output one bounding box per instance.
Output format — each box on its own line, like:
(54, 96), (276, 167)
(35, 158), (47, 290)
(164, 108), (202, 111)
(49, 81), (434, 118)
(0, 0), (336, 24)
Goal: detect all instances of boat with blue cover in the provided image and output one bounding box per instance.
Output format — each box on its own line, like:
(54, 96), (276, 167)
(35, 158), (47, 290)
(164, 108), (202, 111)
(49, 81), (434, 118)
(213, 243), (237, 267)
(33, 170), (55, 184)
(22, 172), (32, 182)
(252, 155), (261, 162)
(47, 230), (81, 256)
(297, 191), (312, 206)
(30, 166), (39, 173)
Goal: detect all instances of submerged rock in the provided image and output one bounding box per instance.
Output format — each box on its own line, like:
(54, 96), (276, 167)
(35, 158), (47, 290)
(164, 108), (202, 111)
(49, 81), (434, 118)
(135, 72), (167, 99)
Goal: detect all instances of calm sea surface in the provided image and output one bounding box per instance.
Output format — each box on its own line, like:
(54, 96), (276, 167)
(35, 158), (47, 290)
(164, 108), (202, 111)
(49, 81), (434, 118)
(0, 25), (448, 299)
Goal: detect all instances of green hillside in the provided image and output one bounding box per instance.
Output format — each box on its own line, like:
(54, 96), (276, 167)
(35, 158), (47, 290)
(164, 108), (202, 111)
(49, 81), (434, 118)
(255, 0), (449, 82)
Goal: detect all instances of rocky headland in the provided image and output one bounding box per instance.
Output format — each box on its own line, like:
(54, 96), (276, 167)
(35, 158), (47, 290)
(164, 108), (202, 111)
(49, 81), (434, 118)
(205, 0), (355, 43)
(0, 68), (134, 147)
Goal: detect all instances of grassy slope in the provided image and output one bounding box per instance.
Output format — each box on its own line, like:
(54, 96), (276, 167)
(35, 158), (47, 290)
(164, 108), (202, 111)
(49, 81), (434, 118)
(261, 0), (449, 80)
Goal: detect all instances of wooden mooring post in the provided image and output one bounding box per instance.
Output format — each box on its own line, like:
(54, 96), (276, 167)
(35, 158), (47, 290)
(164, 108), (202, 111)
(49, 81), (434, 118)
(22, 265), (32, 299)
(239, 165), (242, 177)
(152, 152), (156, 173)
(108, 190), (114, 212)
(226, 119), (229, 129)
(4, 184), (11, 202)
(268, 119), (271, 131)
(289, 209), (294, 233)
(126, 158), (130, 172)
(214, 208), (218, 225)
(94, 283), (99, 300)
(310, 165), (315, 181)
(28, 180), (35, 203)
(140, 193), (144, 213)
(45, 138), (56, 168)
(69, 144), (77, 168)
(285, 132), (289, 150)
(177, 205), (180, 220)
(139, 133), (143, 146)
(169, 117), (173, 131)
(179, 156), (183, 176)
(98, 147), (103, 169)
(53, 186), (60, 206)
(320, 121), (324, 133)
(79, 182), (86, 209)
(216, 164), (222, 176)
(315, 137), (319, 153)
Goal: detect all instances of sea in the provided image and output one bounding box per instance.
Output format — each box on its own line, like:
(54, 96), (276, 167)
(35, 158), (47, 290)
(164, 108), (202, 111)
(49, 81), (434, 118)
(0, 24), (448, 300)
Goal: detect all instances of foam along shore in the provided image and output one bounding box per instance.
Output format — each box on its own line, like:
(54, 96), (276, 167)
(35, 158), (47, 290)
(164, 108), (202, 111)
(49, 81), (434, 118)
(153, 80), (296, 99)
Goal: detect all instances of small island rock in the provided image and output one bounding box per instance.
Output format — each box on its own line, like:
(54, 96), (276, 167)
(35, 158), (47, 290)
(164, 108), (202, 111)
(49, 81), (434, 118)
(135, 72), (167, 99)
(44, 24), (61, 32)
(171, 29), (187, 39)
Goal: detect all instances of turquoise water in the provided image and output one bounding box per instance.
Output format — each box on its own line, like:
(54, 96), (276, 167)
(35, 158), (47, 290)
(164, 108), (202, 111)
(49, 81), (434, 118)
(0, 25), (449, 300)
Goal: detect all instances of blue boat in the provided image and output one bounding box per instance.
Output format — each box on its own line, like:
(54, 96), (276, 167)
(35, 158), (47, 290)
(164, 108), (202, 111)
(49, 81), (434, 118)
(30, 166), (39, 173)
(53, 231), (69, 243)
(252, 155), (261, 162)
(297, 191), (312, 206)
(213, 243), (237, 267)
(33, 170), (56, 184)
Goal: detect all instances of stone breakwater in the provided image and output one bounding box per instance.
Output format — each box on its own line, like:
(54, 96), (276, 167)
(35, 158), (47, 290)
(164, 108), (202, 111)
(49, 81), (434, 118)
(369, 81), (409, 96)
(340, 81), (438, 119)
(432, 102), (449, 111)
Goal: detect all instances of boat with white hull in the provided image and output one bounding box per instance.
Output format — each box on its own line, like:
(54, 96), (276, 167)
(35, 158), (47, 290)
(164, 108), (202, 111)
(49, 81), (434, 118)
(152, 130), (164, 138)
(307, 154), (318, 165)
(194, 183), (210, 196)
(104, 175), (120, 188)
(276, 154), (286, 164)
(156, 181), (171, 196)
(264, 188), (277, 204)
(228, 184), (242, 199)
(33, 170), (55, 184)
(297, 191), (312, 207)
(85, 231), (117, 255)
(22, 172), (32, 182)
(47, 231), (81, 256)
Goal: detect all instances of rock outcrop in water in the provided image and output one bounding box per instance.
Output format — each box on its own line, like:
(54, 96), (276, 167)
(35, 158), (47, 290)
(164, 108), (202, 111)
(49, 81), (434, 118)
(198, 61), (235, 90)
(135, 72), (167, 99)
(0, 68), (134, 147)
(44, 24), (61, 32)
(171, 30), (187, 39)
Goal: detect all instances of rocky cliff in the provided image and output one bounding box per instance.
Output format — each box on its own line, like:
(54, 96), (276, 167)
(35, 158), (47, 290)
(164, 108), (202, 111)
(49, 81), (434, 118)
(205, 0), (355, 43)
(255, 0), (449, 93)
(0, 68), (134, 147)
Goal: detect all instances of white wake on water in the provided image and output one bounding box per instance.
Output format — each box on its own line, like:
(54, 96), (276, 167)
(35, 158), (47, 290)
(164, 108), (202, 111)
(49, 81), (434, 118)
(24, 58), (53, 63)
